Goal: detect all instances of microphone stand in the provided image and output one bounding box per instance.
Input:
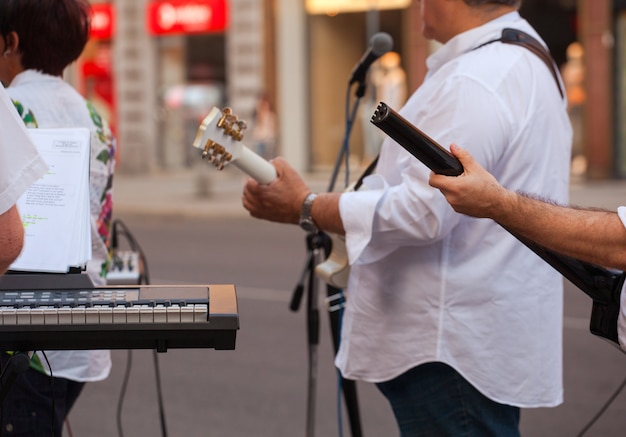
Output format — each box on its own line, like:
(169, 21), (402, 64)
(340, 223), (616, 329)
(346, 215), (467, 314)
(290, 232), (323, 437)
(290, 81), (365, 437)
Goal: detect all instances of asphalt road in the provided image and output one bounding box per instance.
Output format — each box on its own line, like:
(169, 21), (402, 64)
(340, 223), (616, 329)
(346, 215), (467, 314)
(65, 214), (626, 437)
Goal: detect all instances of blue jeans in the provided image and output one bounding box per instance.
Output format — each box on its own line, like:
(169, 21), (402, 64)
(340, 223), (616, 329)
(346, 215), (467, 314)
(375, 362), (520, 437)
(0, 353), (84, 437)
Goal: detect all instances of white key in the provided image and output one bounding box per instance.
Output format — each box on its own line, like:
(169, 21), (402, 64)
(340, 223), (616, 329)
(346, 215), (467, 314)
(16, 308), (31, 325)
(85, 307), (100, 324)
(113, 306), (127, 323)
(43, 307), (59, 325)
(0, 307), (16, 325)
(193, 304), (208, 323)
(72, 307), (86, 325)
(153, 305), (167, 323)
(98, 306), (113, 324)
(180, 305), (195, 323)
(126, 306), (140, 323)
(166, 305), (181, 323)
(30, 308), (45, 325)
(58, 307), (72, 325)
(139, 305), (153, 323)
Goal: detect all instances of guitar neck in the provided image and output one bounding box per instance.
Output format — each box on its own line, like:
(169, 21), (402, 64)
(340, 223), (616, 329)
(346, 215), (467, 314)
(232, 146), (277, 185)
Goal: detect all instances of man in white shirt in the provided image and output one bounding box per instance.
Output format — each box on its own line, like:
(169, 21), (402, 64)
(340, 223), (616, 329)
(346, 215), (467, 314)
(0, 86), (48, 275)
(429, 144), (626, 348)
(243, 0), (571, 435)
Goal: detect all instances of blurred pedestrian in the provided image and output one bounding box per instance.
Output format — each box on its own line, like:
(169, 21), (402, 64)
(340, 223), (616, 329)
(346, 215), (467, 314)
(251, 93), (277, 159)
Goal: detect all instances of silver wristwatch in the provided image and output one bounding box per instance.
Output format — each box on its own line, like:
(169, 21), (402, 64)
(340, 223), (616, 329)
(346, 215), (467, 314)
(298, 192), (318, 233)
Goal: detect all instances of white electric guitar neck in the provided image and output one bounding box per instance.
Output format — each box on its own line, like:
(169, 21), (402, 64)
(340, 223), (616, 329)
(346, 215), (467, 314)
(192, 106), (277, 184)
(193, 106), (350, 289)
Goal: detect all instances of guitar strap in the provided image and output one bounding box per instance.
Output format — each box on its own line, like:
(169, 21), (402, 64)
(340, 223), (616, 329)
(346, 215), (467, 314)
(474, 28), (564, 99)
(353, 155), (379, 191)
(359, 29), (563, 188)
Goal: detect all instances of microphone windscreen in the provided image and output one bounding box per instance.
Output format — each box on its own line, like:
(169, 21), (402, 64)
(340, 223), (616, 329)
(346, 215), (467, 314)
(370, 32), (394, 56)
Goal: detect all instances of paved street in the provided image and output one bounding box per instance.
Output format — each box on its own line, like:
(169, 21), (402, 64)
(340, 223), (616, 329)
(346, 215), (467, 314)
(62, 167), (626, 436)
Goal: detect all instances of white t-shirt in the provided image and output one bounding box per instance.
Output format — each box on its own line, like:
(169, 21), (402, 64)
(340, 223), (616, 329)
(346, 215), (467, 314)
(0, 86), (48, 213)
(337, 12), (572, 408)
(616, 206), (626, 349)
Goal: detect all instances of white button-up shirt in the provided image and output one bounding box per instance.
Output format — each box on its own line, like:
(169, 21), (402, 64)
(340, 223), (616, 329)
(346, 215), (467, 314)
(336, 12), (572, 408)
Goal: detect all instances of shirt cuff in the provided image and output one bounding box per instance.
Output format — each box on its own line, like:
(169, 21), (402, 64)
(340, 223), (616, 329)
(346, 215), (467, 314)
(339, 174), (387, 264)
(618, 206), (626, 229)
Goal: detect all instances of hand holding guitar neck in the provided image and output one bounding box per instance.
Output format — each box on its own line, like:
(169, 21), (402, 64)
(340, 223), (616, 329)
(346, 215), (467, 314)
(192, 106), (277, 184)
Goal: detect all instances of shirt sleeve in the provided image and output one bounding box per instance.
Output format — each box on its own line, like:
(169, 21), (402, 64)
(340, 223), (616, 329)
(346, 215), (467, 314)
(618, 206), (626, 228)
(340, 74), (511, 265)
(0, 88), (48, 214)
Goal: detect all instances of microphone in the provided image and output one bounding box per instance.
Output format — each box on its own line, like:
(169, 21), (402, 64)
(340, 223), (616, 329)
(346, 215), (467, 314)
(349, 32), (393, 86)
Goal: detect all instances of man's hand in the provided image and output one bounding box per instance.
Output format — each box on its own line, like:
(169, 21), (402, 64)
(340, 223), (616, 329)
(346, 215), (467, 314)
(242, 157), (310, 225)
(428, 144), (514, 218)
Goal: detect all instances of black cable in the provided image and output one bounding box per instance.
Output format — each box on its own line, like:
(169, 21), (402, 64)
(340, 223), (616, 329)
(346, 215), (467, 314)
(40, 351), (55, 437)
(576, 373), (626, 437)
(152, 350), (168, 437)
(327, 85), (362, 193)
(116, 350), (132, 437)
(110, 219), (166, 437)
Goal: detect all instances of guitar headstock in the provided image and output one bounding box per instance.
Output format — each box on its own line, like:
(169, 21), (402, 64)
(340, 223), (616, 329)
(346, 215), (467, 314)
(192, 106), (248, 170)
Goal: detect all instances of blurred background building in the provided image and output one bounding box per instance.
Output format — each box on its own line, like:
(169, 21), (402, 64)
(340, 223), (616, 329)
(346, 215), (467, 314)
(74, 0), (625, 180)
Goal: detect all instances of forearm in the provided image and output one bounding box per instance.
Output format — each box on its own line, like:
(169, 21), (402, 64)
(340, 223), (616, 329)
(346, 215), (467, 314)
(0, 205), (24, 274)
(493, 193), (626, 270)
(311, 192), (344, 235)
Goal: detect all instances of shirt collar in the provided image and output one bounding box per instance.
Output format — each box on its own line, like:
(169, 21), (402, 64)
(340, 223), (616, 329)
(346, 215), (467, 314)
(426, 11), (522, 76)
(10, 69), (58, 87)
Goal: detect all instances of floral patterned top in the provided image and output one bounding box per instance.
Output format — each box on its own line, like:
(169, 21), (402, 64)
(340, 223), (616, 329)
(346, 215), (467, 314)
(9, 70), (116, 285)
(6, 70), (116, 381)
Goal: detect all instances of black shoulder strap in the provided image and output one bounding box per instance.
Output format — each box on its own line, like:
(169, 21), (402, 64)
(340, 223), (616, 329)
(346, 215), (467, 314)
(353, 155), (378, 191)
(474, 28), (564, 99)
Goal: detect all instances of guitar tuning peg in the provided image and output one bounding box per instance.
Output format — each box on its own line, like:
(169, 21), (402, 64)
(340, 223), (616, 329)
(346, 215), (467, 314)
(217, 107), (233, 129)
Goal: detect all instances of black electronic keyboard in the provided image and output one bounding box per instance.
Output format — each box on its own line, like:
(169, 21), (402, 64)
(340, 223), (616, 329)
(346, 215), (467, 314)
(0, 284), (239, 352)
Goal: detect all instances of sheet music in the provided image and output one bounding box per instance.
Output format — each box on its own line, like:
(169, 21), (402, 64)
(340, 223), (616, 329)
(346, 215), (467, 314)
(10, 128), (91, 273)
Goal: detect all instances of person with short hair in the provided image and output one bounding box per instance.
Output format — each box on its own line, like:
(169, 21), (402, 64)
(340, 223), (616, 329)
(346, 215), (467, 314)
(0, 1), (116, 434)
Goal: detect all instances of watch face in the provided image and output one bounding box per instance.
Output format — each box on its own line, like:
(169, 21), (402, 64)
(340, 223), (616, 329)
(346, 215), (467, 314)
(299, 218), (317, 233)
(299, 192), (318, 233)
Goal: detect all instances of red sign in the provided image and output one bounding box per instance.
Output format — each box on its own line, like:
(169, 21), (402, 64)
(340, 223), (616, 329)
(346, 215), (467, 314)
(147, 0), (227, 36)
(89, 4), (114, 40)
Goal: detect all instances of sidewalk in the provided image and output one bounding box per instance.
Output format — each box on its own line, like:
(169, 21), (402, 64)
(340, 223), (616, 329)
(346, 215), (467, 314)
(112, 165), (625, 218)
(112, 165), (334, 218)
